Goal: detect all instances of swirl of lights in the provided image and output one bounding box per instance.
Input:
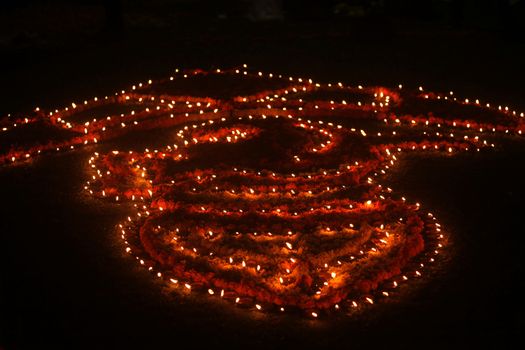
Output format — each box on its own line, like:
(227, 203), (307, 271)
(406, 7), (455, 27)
(2, 64), (523, 318)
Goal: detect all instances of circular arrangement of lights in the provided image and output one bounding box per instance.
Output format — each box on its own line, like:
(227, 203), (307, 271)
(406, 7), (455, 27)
(2, 65), (524, 318)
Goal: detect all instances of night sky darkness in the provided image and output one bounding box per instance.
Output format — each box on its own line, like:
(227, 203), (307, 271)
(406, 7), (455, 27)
(1, 1), (524, 349)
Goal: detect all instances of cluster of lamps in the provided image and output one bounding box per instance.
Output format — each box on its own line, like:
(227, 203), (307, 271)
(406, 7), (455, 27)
(1, 64), (523, 318)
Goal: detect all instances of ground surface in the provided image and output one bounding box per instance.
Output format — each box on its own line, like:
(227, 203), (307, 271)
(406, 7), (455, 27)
(1, 5), (524, 349)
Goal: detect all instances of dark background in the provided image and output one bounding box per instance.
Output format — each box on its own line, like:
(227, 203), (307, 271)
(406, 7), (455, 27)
(1, 1), (524, 349)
